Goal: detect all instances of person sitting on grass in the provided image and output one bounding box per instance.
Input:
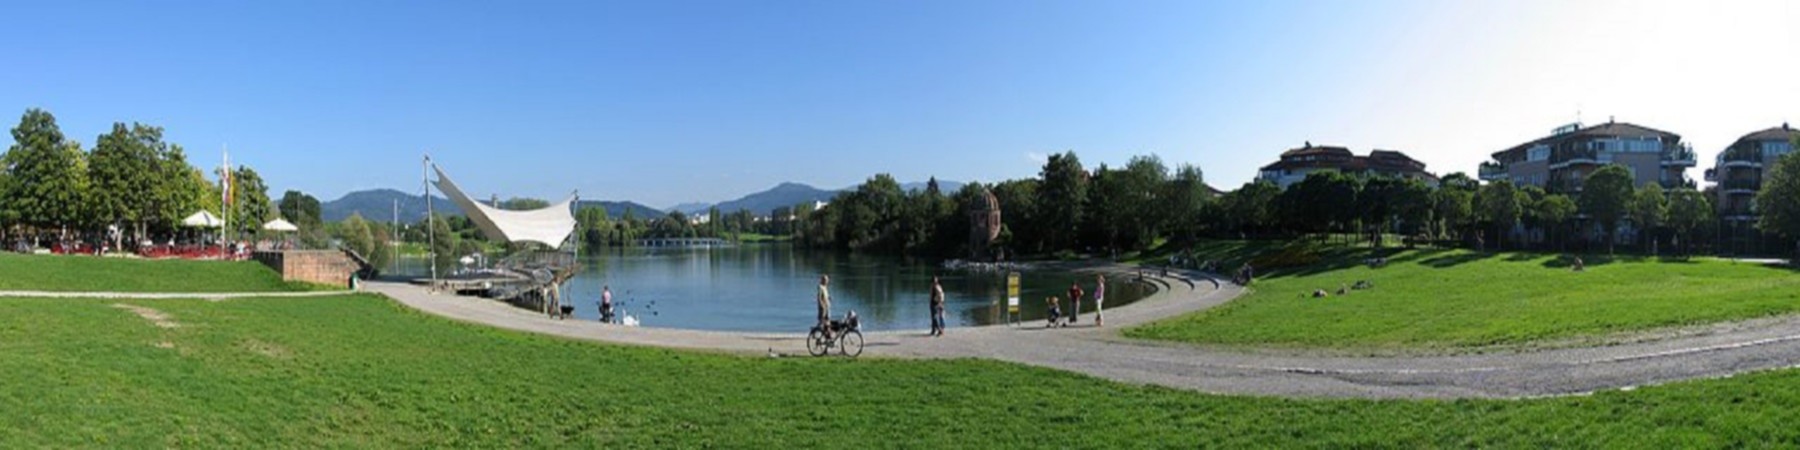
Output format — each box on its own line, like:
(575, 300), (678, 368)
(1572, 256), (1586, 272)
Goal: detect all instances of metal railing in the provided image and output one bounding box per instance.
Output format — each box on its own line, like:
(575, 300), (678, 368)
(1722, 178), (1761, 191)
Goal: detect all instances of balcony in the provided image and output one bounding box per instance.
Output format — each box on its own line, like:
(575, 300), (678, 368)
(1704, 168), (1718, 182)
(1551, 179), (1585, 194)
(1721, 178), (1761, 193)
(1478, 161), (1507, 180)
(1550, 149), (1598, 169)
(1720, 204), (1756, 220)
(1721, 147), (1761, 161)
(1661, 147), (1696, 166)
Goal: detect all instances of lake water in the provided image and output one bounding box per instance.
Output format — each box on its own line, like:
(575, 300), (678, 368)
(400, 245), (1153, 333)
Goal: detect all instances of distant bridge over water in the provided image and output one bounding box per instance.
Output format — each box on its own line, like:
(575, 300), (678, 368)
(637, 237), (733, 248)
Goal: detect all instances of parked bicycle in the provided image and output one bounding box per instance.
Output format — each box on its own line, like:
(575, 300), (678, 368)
(807, 311), (864, 357)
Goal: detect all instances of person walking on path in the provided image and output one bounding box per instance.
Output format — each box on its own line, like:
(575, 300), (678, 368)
(929, 277), (946, 337)
(817, 274), (833, 339)
(599, 285), (615, 323)
(1067, 281), (1085, 325)
(1094, 274), (1107, 327)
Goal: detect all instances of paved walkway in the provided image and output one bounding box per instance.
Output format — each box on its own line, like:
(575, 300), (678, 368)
(361, 269), (1800, 400)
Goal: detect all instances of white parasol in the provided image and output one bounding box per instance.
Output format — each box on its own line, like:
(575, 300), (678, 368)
(262, 218), (300, 232)
(181, 210), (223, 227)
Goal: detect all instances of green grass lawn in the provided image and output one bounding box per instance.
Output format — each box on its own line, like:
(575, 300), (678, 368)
(4, 294), (1800, 447)
(1130, 244), (1800, 350)
(0, 253), (323, 293)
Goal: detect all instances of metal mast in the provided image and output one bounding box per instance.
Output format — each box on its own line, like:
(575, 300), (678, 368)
(425, 154), (437, 283)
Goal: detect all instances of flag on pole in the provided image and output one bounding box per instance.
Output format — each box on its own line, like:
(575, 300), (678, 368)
(222, 150), (233, 207)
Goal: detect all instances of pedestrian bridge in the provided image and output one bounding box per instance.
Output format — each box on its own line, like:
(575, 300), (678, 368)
(637, 238), (732, 248)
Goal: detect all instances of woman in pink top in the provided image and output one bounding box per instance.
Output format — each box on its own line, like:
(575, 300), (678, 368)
(1093, 274), (1106, 327)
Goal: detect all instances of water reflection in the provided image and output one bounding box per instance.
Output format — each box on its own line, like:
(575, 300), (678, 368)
(401, 245), (1151, 332)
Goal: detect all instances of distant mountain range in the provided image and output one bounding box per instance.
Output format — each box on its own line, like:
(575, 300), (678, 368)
(322, 179), (962, 223)
(670, 180), (964, 216)
(321, 189), (662, 223)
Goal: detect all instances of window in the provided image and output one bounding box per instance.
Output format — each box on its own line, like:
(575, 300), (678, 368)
(1528, 145), (1549, 161)
(1765, 141), (1792, 158)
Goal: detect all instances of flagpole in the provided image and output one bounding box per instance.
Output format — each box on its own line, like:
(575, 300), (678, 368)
(221, 145), (230, 255)
(424, 153), (437, 284)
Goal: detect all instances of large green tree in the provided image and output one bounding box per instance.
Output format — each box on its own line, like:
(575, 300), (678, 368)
(1433, 173), (1478, 243)
(278, 190), (324, 230)
(1357, 176), (1428, 247)
(989, 179), (1040, 255)
(1162, 164), (1212, 244)
(1085, 157), (1168, 252)
(3, 109), (89, 237)
(1278, 172), (1348, 239)
(1756, 145), (1800, 261)
(334, 213), (392, 273)
(429, 214), (461, 276)
(0, 152), (16, 238)
(1036, 151), (1088, 251)
(227, 165), (274, 235)
(87, 123), (165, 243)
(1666, 187), (1712, 256)
(1580, 165), (1636, 254)
(1629, 183), (1668, 253)
(1533, 193), (1577, 251)
(158, 145), (213, 232)
(1475, 180), (1521, 250)
(1219, 181), (1279, 237)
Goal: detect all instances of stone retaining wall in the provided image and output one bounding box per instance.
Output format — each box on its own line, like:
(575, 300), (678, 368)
(253, 250), (359, 288)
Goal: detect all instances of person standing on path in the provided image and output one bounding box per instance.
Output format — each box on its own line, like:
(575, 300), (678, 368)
(929, 277), (946, 337)
(1093, 274), (1107, 327)
(599, 285), (614, 324)
(817, 274), (833, 339)
(1067, 281), (1084, 325)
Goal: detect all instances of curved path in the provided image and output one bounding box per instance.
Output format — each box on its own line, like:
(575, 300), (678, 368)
(357, 269), (1800, 400)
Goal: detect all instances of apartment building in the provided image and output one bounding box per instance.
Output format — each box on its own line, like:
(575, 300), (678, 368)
(1479, 120), (1696, 193)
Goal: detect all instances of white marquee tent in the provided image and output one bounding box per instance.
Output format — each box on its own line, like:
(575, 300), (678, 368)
(431, 165), (577, 249)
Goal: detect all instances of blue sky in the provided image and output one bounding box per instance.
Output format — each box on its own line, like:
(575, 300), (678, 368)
(2, 0), (1795, 208)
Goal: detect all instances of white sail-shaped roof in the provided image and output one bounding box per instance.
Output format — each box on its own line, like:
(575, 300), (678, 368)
(432, 165), (577, 249)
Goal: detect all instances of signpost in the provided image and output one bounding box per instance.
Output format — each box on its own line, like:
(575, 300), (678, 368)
(1005, 272), (1021, 325)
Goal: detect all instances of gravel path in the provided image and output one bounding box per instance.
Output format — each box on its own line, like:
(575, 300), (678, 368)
(22, 271), (1800, 400)
(362, 271), (1800, 399)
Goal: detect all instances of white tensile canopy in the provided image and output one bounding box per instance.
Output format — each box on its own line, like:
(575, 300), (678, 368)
(263, 218), (300, 232)
(181, 210), (223, 227)
(432, 165), (577, 249)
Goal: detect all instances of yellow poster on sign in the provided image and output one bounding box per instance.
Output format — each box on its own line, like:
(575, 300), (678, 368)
(1006, 272), (1021, 313)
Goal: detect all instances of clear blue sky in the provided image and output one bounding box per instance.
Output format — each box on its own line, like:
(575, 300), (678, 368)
(2, 1), (1794, 208)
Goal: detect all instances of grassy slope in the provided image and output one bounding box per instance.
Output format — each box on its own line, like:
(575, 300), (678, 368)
(2, 295), (1800, 447)
(0, 253), (318, 293)
(1130, 244), (1800, 349)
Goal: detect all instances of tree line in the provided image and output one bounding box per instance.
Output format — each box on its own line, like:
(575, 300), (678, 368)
(784, 149), (1785, 260)
(794, 153), (1212, 259)
(0, 109), (273, 248)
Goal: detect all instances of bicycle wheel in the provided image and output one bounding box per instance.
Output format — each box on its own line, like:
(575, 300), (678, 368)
(838, 330), (864, 357)
(806, 328), (829, 357)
